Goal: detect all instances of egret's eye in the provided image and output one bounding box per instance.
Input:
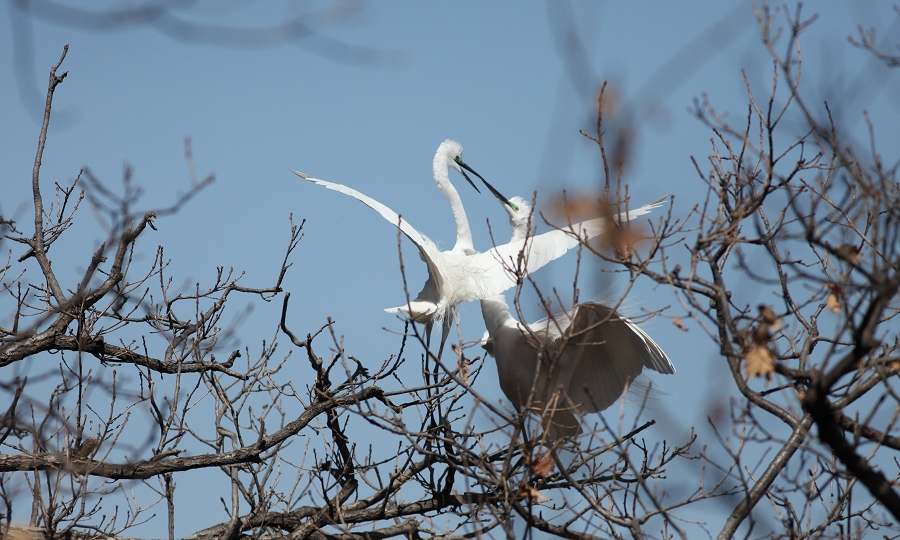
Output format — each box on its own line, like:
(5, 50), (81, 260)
(454, 155), (462, 164)
(510, 202), (520, 212)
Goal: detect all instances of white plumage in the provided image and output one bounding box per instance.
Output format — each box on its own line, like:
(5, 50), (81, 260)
(294, 144), (665, 358)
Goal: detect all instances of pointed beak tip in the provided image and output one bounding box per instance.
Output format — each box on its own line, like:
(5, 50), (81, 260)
(459, 169), (482, 193)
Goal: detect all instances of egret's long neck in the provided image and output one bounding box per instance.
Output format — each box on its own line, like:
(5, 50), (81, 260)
(434, 157), (474, 254)
(480, 294), (513, 335)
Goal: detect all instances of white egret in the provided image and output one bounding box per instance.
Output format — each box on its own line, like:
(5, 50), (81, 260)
(480, 196), (675, 439)
(293, 140), (508, 353)
(293, 144), (665, 357)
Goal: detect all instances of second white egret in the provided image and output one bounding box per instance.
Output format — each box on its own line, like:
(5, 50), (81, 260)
(480, 196), (675, 438)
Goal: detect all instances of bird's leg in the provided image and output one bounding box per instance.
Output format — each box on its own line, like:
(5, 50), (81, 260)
(419, 313), (453, 464)
(423, 321), (435, 386)
(424, 321), (433, 352)
(436, 316), (452, 361)
(420, 320), (444, 467)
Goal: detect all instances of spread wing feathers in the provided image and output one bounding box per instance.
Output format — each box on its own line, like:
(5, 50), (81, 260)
(470, 196), (669, 300)
(613, 309), (676, 375)
(530, 302), (675, 414)
(291, 170), (441, 260)
(542, 302), (675, 374)
(291, 170), (446, 316)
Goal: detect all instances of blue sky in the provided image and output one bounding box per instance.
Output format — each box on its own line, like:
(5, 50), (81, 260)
(2, 2), (898, 537)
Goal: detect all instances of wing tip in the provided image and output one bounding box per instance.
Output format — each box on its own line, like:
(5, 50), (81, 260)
(649, 354), (676, 374)
(641, 193), (672, 211)
(289, 169), (315, 181)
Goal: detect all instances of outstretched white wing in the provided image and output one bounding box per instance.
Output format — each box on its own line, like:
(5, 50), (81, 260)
(468, 196), (669, 300)
(292, 170), (439, 256)
(292, 170), (446, 312)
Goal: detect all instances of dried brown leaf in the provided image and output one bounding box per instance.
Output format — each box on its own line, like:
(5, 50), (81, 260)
(826, 284), (842, 313)
(518, 483), (550, 503)
(834, 244), (862, 263)
(72, 438), (100, 460)
(745, 343), (776, 382)
(673, 316), (688, 332)
(458, 357), (470, 385)
(527, 452), (554, 478)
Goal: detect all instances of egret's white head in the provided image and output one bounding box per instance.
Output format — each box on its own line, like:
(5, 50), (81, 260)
(434, 139), (519, 212)
(436, 139), (465, 170)
(435, 139), (483, 195)
(504, 196), (532, 241)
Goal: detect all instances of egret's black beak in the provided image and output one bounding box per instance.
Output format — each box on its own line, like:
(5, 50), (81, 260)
(455, 158), (482, 194)
(455, 158), (519, 212)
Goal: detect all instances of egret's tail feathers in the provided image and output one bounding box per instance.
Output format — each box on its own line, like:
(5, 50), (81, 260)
(384, 301), (439, 324)
(544, 408), (582, 440)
